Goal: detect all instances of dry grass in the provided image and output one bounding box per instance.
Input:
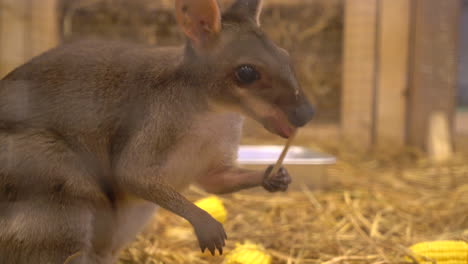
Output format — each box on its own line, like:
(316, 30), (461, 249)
(118, 136), (468, 264)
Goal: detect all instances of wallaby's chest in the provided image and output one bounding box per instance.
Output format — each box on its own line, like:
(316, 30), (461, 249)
(161, 113), (244, 190)
(91, 114), (243, 253)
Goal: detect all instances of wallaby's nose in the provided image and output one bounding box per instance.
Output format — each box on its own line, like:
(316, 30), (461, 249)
(289, 102), (315, 127)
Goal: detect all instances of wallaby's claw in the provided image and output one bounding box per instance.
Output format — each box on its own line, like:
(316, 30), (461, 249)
(193, 211), (226, 256)
(262, 165), (292, 192)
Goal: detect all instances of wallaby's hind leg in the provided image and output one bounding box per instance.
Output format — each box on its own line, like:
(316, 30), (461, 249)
(0, 129), (105, 264)
(0, 198), (94, 263)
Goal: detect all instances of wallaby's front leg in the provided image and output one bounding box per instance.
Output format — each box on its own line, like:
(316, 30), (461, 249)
(196, 165), (292, 194)
(116, 126), (227, 256)
(116, 167), (226, 255)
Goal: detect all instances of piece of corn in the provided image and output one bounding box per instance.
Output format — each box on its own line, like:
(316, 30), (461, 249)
(194, 196), (227, 224)
(223, 241), (272, 264)
(409, 240), (468, 264)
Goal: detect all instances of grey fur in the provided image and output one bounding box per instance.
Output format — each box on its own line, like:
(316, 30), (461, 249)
(0, 0), (313, 262)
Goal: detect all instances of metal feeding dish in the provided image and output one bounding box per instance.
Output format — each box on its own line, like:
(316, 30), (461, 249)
(237, 145), (337, 191)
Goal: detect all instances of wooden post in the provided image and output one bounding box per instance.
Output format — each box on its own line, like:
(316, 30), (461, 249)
(407, 0), (461, 151)
(0, 0), (59, 78)
(375, 0), (411, 148)
(459, 0), (468, 107)
(29, 0), (59, 58)
(342, 0), (379, 149)
(342, 0), (460, 152)
(0, 0), (29, 77)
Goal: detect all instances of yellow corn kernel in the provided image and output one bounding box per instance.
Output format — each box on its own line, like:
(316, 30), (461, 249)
(223, 241), (272, 264)
(194, 196), (227, 224)
(409, 240), (468, 264)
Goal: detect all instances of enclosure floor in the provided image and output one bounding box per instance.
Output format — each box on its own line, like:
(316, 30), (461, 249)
(119, 136), (468, 264)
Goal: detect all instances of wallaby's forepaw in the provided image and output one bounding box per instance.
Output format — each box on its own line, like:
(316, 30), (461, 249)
(192, 211), (227, 256)
(262, 165), (292, 192)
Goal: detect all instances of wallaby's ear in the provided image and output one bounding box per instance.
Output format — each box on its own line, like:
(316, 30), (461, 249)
(227, 0), (264, 25)
(175, 0), (222, 50)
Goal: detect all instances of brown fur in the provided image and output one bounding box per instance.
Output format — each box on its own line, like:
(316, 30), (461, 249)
(0, 0), (313, 263)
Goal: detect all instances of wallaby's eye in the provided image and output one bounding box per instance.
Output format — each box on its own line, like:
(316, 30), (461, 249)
(235, 65), (260, 85)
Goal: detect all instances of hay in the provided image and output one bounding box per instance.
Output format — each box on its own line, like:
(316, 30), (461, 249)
(118, 145), (468, 264)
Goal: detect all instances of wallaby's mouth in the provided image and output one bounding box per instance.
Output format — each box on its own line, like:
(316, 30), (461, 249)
(261, 111), (295, 139)
(236, 91), (297, 138)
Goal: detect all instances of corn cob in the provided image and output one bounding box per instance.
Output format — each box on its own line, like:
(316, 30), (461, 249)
(194, 196), (227, 224)
(409, 240), (468, 264)
(223, 241), (272, 264)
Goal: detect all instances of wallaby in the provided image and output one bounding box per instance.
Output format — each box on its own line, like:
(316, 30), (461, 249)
(0, 0), (315, 263)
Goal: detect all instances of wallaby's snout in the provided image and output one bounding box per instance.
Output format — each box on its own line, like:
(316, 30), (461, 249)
(288, 101), (315, 128)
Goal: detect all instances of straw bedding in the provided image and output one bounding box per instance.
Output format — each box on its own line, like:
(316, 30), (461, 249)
(118, 140), (468, 264)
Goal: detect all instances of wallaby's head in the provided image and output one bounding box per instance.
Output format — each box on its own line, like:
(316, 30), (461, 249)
(175, 0), (314, 138)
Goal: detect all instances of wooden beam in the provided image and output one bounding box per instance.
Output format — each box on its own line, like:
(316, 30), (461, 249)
(342, 0), (378, 149)
(375, 0), (411, 147)
(0, 0), (29, 78)
(407, 0), (461, 150)
(29, 0), (59, 58)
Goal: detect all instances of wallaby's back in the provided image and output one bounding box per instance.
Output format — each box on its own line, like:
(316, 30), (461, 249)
(0, 40), (186, 140)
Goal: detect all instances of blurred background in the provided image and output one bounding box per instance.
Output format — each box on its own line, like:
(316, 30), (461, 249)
(0, 0), (467, 263)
